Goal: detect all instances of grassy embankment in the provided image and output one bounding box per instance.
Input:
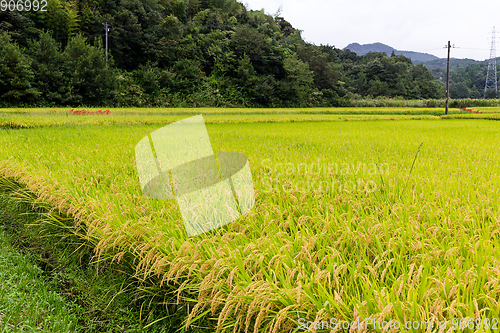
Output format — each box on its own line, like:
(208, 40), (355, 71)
(0, 191), (202, 332)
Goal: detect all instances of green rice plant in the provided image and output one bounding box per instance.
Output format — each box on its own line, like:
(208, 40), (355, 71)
(0, 111), (500, 332)
(2, 107), (500, 129)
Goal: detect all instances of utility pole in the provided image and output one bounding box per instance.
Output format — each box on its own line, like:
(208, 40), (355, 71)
(445, 41), (452, 115)
(102, 22), (111, 66)
(484, 26), (498, 98)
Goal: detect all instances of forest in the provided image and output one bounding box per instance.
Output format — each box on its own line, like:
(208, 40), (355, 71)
(1, 0), (446, 107)
(431, 63), (497, 99)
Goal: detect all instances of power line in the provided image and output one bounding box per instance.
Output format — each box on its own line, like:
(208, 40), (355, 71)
(455, 47), (490, 51)
(419, 47), (449, 52)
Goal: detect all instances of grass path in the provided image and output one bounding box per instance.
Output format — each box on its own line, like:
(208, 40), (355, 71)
(0, 220), (79, 332)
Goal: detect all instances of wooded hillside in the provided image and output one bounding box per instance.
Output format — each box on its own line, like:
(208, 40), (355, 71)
(0, 0), (444, 107)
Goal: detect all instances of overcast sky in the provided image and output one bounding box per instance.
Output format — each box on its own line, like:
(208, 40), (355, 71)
(242, 0), (500, 61)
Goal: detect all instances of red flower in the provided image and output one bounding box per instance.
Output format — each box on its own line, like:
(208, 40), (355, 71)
(69, 108), (111, 115)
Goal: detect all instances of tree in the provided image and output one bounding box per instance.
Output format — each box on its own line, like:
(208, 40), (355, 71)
(62, 34), (116, 105)
(282, 54), (314, 106)
(0, 0), (444, 107)
(37, 0), (80, 39)
(0, 32), (40, 106)
(412, 64), (442, 99)
(171, 58), (204, 95)
(27, 31), (67, 105)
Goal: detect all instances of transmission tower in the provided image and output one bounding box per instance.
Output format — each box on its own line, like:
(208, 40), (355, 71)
(484, 26), (498, 98)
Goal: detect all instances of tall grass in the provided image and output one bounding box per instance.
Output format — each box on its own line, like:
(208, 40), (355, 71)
(0, 116), (500, 332)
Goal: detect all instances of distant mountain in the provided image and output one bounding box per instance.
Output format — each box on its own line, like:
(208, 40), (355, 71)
(344, 42), (439, 63)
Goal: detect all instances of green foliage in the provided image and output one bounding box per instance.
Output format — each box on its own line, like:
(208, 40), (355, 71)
(431, 62), (499, 99)
(411, 64), (441, 99)
(0, 32), (40, 106)
(37, 0), (80, 38)
(62, 34), (115, 105)
(26, 31), (67, 105)
(1, 0), (445, 107)
(172, 58), (204, 94)
(282, 54), (314, 106)
(339, 52), (445, 99)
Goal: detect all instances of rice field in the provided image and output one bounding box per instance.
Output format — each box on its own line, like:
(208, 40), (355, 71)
(1, 108), (500, 332)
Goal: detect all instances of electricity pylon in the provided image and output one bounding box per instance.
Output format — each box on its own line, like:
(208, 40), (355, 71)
(484, 27), (498, 98)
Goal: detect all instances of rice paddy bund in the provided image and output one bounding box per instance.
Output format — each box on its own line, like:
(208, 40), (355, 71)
(1, 108), (500, 332)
